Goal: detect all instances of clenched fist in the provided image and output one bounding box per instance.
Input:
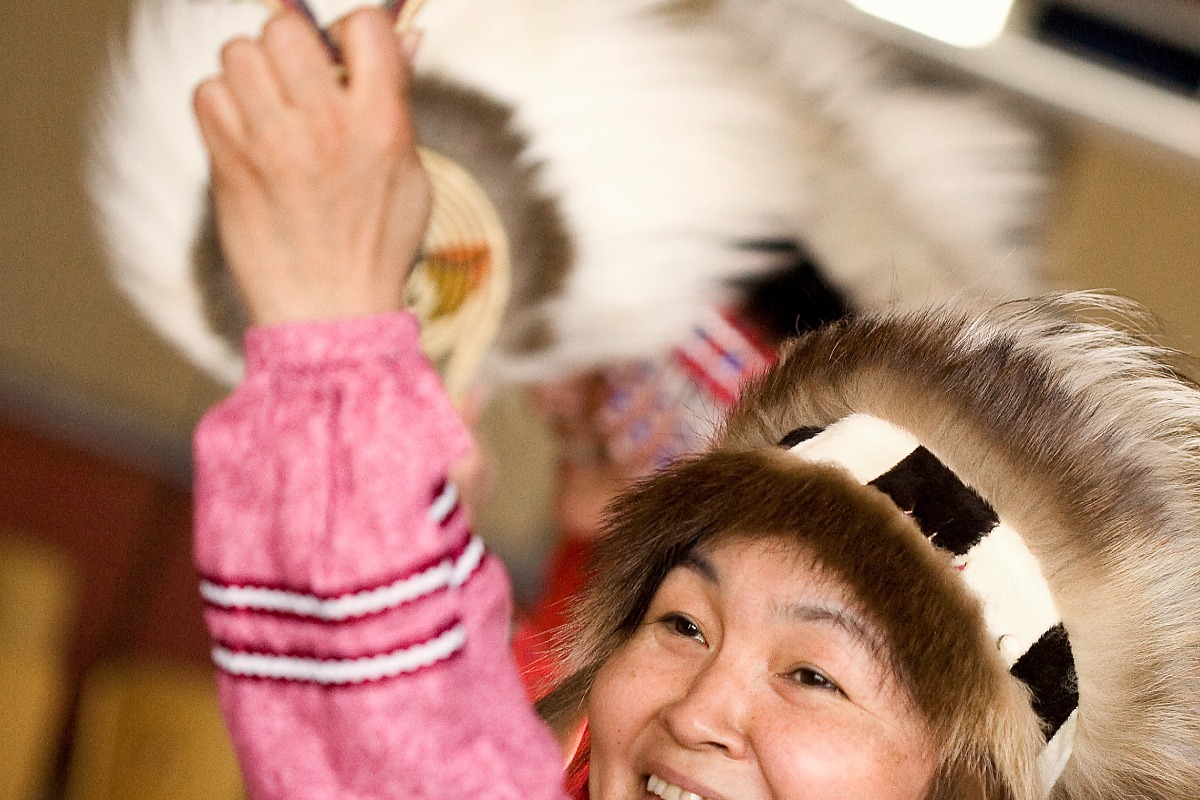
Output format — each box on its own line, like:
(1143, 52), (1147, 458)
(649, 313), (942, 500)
(193, 8), (430, 325)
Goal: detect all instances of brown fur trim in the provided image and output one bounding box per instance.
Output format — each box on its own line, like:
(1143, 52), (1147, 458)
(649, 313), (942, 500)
(544, 293), (1200, 799)
(718, 293), (1200, 799)
(541, 449), (1042, 799)
(190, 77), (571, 360)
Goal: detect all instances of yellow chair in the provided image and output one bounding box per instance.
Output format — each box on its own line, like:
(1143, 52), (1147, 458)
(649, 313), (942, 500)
(0, 534), (75, 800)
(65, 659), (244, 800)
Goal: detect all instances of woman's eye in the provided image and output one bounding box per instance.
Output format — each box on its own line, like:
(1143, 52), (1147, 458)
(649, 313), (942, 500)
(790, 666), (842, 694)
(661, 613), (706, 644)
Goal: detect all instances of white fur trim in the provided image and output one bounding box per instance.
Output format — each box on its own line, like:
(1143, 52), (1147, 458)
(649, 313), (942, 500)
(90, 0), (1045, 384)
(787, 414), (1064, 652)
(715, 0), (1046, 309)
(1038, 709), (1077, 794)
(88, 0), (268, 384)
(787, 417), (1070, 786)
(785, 413), (1074, 788)
(212, 624), (466, 683)
(788, 413), (920, 482)
(955, 523), (1062, 666)
(391, 0), (811, 377)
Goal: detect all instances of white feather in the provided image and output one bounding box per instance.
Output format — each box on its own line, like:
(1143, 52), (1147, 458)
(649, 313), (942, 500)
(88, 0), (267, 384)
(88, 0), (1047, 385)
(714, 0), (1046, 307)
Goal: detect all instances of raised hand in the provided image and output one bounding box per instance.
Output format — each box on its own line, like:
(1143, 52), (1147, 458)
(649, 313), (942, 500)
(193, 8), (430, 325)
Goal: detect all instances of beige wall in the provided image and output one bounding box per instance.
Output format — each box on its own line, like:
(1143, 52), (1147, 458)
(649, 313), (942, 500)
(1050, 132), (1200, 352)
(1, 0), (225, 441)
(3, 0), (1200, 455)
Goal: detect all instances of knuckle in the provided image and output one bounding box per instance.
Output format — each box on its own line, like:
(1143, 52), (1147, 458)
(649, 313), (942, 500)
(193, 80), (243, 149)
(254, 123), (303, 167)
(346, 5), (388, 30)
(205, 133), (253, 183)
(362, 106), (407, 154)
(252, 118), (345, 181)
(369, 121), (404, 156)
(316, 117), (352, 161)
(335, 6), (388, 51)
(212, 153), (254, 189)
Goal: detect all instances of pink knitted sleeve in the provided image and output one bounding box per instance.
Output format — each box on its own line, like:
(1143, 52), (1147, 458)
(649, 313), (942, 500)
(193, 312), (569, 799)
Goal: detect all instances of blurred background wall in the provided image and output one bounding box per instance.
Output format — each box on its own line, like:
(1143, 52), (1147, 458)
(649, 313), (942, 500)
(1, 1), (1198, 798)
(1, 1), (237, 797)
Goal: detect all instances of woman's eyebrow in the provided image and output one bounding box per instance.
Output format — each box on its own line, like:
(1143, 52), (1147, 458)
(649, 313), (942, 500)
(772, 601), (879, 653)
(680, 550), (720, 584)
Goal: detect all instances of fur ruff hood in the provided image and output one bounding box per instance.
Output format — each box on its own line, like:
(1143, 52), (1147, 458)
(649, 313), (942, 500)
(719, 293), (1200, 798)
(89, 0), (1045, 385)
(547, 294), (1200, 799)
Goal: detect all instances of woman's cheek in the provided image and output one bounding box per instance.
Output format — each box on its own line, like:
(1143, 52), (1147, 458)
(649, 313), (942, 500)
(588, 635), (668, 751)
(753, 702), (872, 798)
(755, 706), (934, 800)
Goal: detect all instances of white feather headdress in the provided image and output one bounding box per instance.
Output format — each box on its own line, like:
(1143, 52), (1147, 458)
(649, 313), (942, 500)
(88, 0), (1047, 386)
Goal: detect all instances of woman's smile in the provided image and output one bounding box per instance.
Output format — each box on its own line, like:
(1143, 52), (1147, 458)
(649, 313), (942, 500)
(646, 772), (714, 800)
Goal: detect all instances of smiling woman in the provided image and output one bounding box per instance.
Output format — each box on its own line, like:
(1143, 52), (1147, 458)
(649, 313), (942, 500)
(192, 289), (1200, 800)
(535, 298), (1200, 800)
(542, 426), (1048, 799)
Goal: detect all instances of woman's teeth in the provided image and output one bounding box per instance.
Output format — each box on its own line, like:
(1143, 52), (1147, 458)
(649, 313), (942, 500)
(647, 774), (705, 800)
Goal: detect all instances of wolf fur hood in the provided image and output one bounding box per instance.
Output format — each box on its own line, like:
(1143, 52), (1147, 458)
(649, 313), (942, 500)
(543, 294), (1200, 799)
(89, 0), (1045, 386)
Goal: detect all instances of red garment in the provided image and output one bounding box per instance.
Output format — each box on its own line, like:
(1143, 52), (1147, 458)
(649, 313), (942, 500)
(511, 533), (593, 700)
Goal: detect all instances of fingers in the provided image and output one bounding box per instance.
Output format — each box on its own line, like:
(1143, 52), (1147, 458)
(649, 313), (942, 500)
(190, 6), (433, 327)
(215, 9), (413, 120)
(260, 12), (340, 109)
(194, 76), (245, 173)
(219, 35), (288, 126)
(204, 13), (343, 184)
(334, 8), (408, 108)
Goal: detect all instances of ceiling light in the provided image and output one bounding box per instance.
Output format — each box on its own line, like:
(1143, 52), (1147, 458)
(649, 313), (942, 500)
(847, 0), (1016, 47)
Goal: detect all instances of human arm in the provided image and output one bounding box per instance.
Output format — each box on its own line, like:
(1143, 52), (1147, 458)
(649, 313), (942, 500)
(191, 9), (569, 797)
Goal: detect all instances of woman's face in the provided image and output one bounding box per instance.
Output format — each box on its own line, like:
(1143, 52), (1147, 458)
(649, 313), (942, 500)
(586, 536), (937, 800)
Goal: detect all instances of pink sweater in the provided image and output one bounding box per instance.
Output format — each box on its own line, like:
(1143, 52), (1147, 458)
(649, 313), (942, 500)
(193, 312), (570, 799)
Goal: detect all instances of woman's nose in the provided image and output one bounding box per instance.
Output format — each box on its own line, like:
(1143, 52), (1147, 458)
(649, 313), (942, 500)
(659, 654), (751, 759)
